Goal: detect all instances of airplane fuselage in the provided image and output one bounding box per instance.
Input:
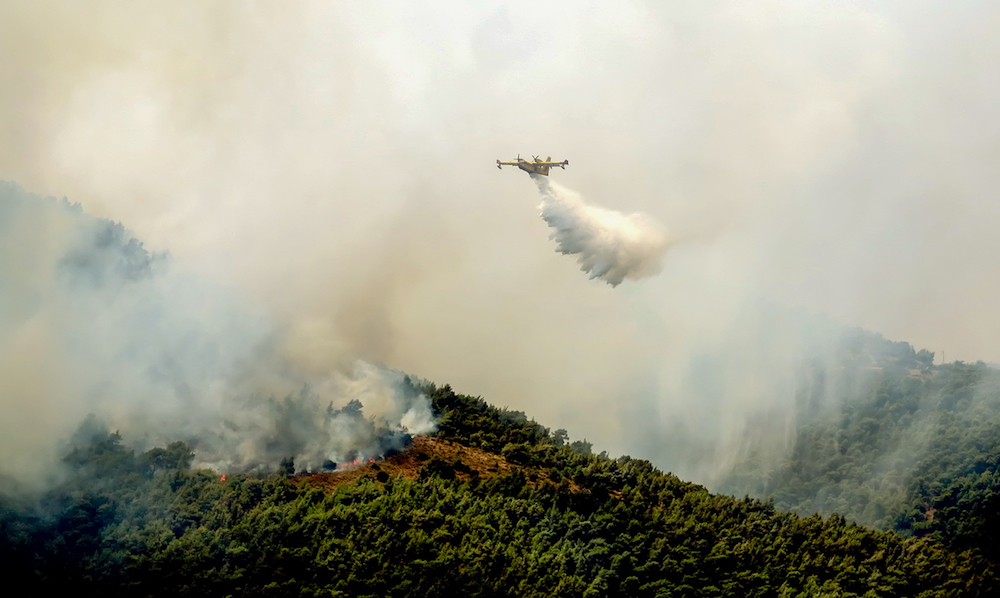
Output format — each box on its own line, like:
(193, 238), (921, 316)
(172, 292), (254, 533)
(517, 160), (552, 176)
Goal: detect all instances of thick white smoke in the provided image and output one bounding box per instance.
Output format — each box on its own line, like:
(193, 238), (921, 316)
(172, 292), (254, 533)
(534, 175), (670, 287)
(0, 182), (436, 488)
(188, 361), (436, 473)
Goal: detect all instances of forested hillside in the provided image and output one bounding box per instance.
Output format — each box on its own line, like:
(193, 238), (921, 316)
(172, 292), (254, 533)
(1, 383), (995, 597)
(720, 334), (1000, 563)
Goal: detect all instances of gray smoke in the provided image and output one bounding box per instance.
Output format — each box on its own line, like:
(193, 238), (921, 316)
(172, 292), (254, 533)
(2, 1), (1000, 495)
(189, 362), (435, 473)
(0, 182), (435, 488)
(534, 175), (670, 286)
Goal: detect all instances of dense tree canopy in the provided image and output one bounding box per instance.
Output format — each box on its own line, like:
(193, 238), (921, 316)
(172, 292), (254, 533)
(720, 337), (1000, 567)
(1, 383), (994, 597)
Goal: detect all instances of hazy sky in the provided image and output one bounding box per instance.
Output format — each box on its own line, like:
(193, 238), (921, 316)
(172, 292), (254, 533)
(2, 1), (999, 482)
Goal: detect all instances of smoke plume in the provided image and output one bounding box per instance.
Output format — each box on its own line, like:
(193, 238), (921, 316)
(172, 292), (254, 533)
(534, 176), (670, 286)
(0, 182), (435, 488)
(189, 361), (435, 473)
(2, 2), (1000, 492)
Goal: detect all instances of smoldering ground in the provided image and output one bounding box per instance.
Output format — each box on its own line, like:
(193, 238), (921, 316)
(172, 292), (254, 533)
(3, 2), (1000, 490)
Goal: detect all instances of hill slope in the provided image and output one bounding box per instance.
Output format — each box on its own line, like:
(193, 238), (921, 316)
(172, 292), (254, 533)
(1, 383), (995, 597)
(720, 352), (1000, 562)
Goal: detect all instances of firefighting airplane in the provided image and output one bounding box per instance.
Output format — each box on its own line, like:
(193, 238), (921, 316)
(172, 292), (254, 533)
(496, 154), (569, 176)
